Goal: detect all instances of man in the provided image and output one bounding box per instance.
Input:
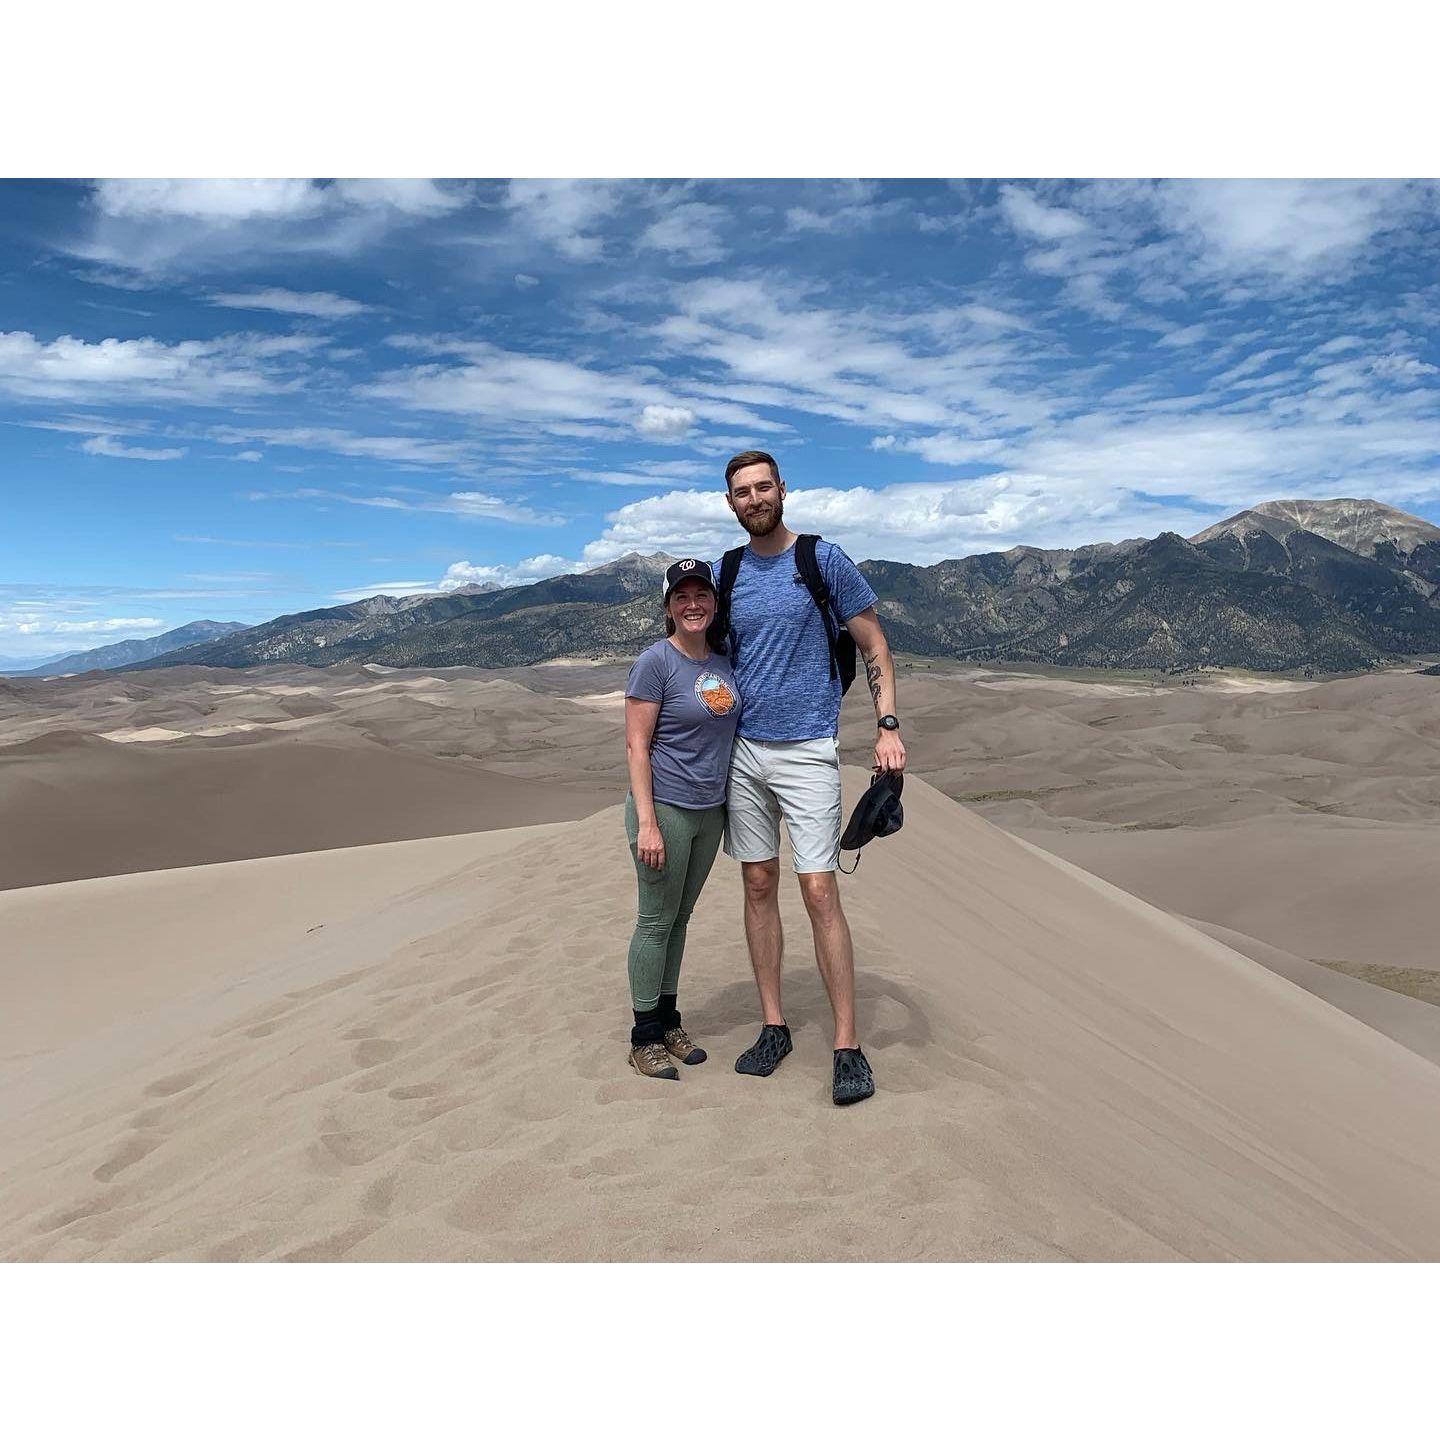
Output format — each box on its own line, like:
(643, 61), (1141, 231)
(712, 450), (906, 1106)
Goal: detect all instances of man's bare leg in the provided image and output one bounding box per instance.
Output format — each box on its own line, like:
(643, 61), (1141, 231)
(740, 859), (785, 1024)
(797, 871), (857, 1049)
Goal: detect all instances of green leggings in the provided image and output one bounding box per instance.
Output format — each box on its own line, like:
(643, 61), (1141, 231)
(624, 793), (726, 1010)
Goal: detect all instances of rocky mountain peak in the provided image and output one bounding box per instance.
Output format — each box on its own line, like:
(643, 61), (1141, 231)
(583, 551), (678, 578)
(1248, 499), (1440, 557)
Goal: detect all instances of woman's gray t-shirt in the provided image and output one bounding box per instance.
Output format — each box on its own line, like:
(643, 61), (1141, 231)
(625, 640), (742, 809)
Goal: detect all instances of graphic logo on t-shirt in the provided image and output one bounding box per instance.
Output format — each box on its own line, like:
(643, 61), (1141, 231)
(695, 672), (736, 716)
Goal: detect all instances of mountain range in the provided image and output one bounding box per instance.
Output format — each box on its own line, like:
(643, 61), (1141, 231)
(5, 621), (251, 677)
(129, 498), (1440, 676)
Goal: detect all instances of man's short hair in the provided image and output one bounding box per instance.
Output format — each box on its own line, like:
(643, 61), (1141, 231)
(725, 450), (780, 490)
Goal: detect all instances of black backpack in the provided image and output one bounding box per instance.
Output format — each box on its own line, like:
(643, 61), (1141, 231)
(717, 533), (858, 694)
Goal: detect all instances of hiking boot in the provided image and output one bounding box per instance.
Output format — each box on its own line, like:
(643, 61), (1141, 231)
(832, 1047), (875, 1105)
(628, 1042), (679, 1080)
(663, 1026), (707, 1065)
(734, 1023), (792, 1077)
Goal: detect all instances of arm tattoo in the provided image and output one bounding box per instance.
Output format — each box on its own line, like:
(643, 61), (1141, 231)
(866, 655), (884, 708)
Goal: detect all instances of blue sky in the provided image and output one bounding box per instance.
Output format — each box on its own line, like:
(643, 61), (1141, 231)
(2, 177), (1439, 661)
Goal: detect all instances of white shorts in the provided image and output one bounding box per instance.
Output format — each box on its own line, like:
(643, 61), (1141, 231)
(724, 735), (843, 874)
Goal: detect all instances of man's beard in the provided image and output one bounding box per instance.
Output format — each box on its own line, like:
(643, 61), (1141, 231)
(739, 495), (783, 537)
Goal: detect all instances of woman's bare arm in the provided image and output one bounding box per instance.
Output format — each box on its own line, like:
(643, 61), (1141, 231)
(625, 697), (665, 868)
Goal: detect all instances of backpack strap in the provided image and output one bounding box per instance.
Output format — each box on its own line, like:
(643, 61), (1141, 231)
(793, 533), (840, 681)
(717, 546), (746, 660)
(718, 545), (745, 601)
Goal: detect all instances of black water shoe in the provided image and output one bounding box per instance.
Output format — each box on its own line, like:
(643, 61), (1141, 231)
(734, 1024), (792, 1077)
(832, 1047), (875, 1105)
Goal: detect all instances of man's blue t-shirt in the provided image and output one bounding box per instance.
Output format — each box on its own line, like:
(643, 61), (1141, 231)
(710, 539), (877, 742)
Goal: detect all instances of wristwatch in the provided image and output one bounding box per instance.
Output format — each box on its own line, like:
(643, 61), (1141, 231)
(877, 714), (900, 732)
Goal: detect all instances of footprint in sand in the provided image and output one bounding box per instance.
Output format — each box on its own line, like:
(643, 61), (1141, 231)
(212, 998), (296, 1039)
(284, 971), (370, 1002)
(352, 1038), (401, 1069)
(37, 1194), (117, 1234)
(92, 1133), (163, 1183)
(143, 1065), (211, 1098)
(311, 1129), (390, 1168)
(505, 930), (546, 958)
(360, 1170), (398, 1218)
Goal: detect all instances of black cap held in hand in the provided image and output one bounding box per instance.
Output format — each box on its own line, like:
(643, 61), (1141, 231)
(839, 771), (904, 873)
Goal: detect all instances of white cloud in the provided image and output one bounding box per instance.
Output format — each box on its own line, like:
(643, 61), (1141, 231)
(249, 486), (561, 525)
(572, 459), (712, 487)
(514, 273), (540, 288)
(580, 489), (736, 565)
(998, 186), (1091, 241)
(958, 304), (1033, 332)
(329, 179), (465, 215)
(332, 552), (579, 602)
(656, 275), (1057, 434)
(94, 178), (465, 222)
(438, 554), (575, 588)
(1158, 323), (1209, 348)
(175, 534), (364, 550)
(505, 179), (621, 260)
(639, 202), (727, 264)
(1312, 335), (1366, 357)
(1209, 347), (1286, 388)
(1012, 407), (1440, 510)
(212, 425), (473, 467)
(365, 340), (771, 439)
(94, 179), (324, 221)
(81, 434), (187, 461)
(784, 208), (841, 233)
(578, 478), (1218, 568)
(636, 403), (696, 439)
(1154, 179), (1428, 283)
(447, 491), (554, 521)
(78, 178), (468, 278)
(0, 612), (166, 638)
(209, 288), (371, 318)
(781, 183), (911, 236)
(985, 181), (1440, 327)
(331, 580), (438, 601)
(880, 434), (1009, 465)
(0, 330), (291, 403)
(366, 341), (643, 427)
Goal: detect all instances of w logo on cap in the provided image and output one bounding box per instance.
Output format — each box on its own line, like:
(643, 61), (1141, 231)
(679, 559), (696, 571)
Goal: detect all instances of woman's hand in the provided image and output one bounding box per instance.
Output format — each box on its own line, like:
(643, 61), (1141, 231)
(637, 820), (666, 871)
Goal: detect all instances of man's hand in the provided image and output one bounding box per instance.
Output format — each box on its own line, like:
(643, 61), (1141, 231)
(874, 728), (906, 774)
(636, 819), (666, 870)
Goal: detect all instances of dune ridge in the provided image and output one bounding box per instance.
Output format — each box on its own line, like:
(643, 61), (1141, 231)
(5, 771), (1440, 1262)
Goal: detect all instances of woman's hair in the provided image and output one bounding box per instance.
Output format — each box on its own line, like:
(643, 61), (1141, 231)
(664, 590), (728, 654)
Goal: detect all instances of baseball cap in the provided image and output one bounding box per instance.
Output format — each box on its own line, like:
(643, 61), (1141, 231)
(661, 558), (718, 606)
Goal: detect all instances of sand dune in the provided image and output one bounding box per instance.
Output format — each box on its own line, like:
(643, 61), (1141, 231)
(1176, 915), (1440, 1069)
(5, 770), (1440, 1262)
(1021, 818), (1439, 975)
(837, 664), (1440, 976)
(4, 657), (1439, 1034)
(0, 730), (613, 890)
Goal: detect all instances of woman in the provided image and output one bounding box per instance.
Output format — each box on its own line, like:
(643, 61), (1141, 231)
(622, 558), (741, 1080)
